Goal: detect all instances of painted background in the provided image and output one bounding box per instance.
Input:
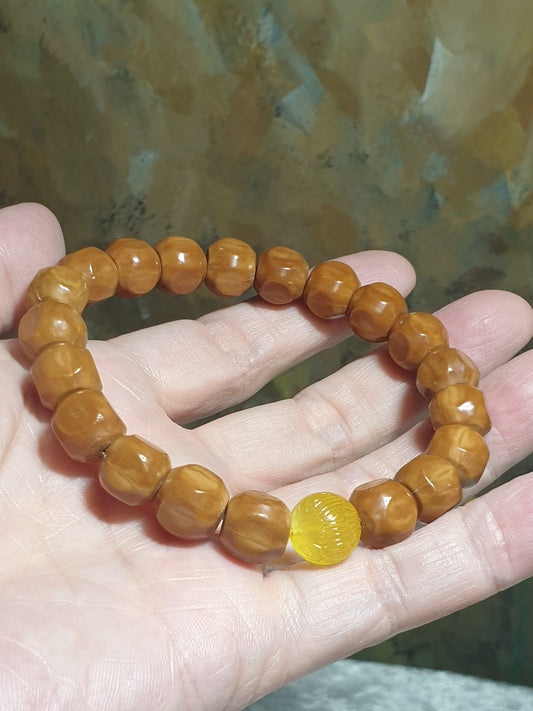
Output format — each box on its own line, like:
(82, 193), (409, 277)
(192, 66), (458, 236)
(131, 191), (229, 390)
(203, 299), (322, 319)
(1, 0), (532, 687)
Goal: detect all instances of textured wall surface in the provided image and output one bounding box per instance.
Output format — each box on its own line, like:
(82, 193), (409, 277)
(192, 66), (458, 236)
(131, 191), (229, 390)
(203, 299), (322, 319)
(1, 0), (532, 688)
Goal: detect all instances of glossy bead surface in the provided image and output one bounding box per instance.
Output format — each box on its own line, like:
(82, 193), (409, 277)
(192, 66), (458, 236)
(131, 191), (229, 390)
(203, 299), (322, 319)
(31, 344), (102, 410)
(429, 384), (491, 435)
(219, 491), (291, 565)
(59, 246), (119, 303)
(416, 347), (480, 399)
(290, 492), (361, 565)
(303, 261), (360, 318)
(394, 454), (462, 523)
(155, 236), (207, 295)
(388, 312), (449, 370)
(427, 424), (489, 486)
(106, 238), (161, 297)
(156, 464), (229, 539)
(349, 479), (418, 548)
(52, 389), (126, 462)
(99, 435), (170, 505)
(24, 265), (89, 313)
(18, 301), (88, 361)
(205, 238), (256, 297)
(254, 246), (309, 304)
(348, 282), (407, 342)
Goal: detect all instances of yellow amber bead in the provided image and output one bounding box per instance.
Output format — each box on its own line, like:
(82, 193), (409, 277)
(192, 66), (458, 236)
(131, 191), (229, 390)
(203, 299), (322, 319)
(290, 492), (361, 566)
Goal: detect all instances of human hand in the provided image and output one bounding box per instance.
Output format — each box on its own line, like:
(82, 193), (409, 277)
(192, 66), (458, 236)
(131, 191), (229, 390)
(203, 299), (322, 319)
(1, 203), (532, 711)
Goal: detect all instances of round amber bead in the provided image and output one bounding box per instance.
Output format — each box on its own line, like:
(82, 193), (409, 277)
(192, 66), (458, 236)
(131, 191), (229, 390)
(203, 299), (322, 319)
(429, 383), (491, 435)
(290, 492), (361, 566)
(59, 246), (119, 304)
(388, 312), (448, 370)
(155, 236), (207, 295)
(348, 282), (407, 343)
(205, 238), (256, 297)
(52, 389), (126, 462)
(416, 347), (480, 399)
(427, 424), (489, 486)
(219, 491), (291, 565)
(18, 301), (88, 361)
(99, 435), (170, 505)
(303, 261), (360, 318)
(349, 479), (418, 548)
(24, 265), (89, 313)
(106, 238), (161, 297)
(31, 344), (102, 410)
(254, 246), (309, 304)
(394, 454), (462, 523)
(156, 464), (229, 540)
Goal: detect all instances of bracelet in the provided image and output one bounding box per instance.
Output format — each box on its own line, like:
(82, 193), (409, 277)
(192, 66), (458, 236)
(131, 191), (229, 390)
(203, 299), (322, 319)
(17, 237), (491, 567)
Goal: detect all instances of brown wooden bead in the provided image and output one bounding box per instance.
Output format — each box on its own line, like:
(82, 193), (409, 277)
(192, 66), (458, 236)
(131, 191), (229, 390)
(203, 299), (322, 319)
(18, 301), (88, 361)
(99, 435), (170, 505)
(106, 238), (161, 297)
(350, 478), (418, 548)
(429, 383), (491, 435)
(416, 347), (480, 399)
(303, 261), (360, 318)
(31, 344), (102, 410)
(24, 265), (89, 313)
(347, 282), (408, 343)
(205, 238), (256, 297)
(155, 236), (207, 295)
(59, 246), (119, 304)
(52, 389), (126, 462)
(219, 490), (291, 564)
(394, 454), (462, 523)
(427, 424), (489, 486)
(388, 312), (449, 370)
(254, 246), (309, 304)
(156, 464), (229, 539)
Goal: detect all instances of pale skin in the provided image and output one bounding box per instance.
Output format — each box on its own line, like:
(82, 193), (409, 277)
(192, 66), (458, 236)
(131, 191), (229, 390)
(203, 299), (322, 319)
(1, 203), (533, 711)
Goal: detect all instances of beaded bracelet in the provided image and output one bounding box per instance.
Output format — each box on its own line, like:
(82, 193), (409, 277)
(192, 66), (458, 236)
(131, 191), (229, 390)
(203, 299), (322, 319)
(17, 237), (491, 567)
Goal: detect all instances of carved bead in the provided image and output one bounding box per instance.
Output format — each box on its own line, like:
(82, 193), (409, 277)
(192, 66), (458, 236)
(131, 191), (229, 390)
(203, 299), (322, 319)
(60, 246), (119, 304)
(205, 238), (256, 297)
(303, 261), (360, 318)
(155, 236), (207, 295)
(388, 312), (448, 370)
(24, 265), (89, 313)
(348, 282), (407, 342)
(254, 246), (309, 304)
(427, 424), (489, 486)
(106, 238), (161, 297)
(416, 347), (480, 399)
(156, 464), (229, 539)
(350, 479), (418, 548)
(219, 491), (291, 564)
(18, 301), (88, 361)
(429, 384), (491, 435)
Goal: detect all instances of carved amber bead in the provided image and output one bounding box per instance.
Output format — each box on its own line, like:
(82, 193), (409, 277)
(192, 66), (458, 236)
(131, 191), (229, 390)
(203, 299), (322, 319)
(303, 261), (360, 318)
(348, 282), (407, 342)
(155, 236), (207, 295)
(52, 389), (126, 462)
(427, 424), (489, 486)
(59, 246), (119, 304)
(18, 301), (88, 361)
(388, 312), (448, 370)
(416, 347), (480, 399)
(106, 238), (161, 297)
(254, 246), (309, 304)
(350, 479), (418, 548)
(429, 383), (491, 435)
(290, 492), (361, 565)
(31, 344), (102, 410)
(156, 464), (229, 539)
(219, 491), (291, 565)
(24, 265), (89, 313)
(205, 238), (256, 297)
(99, 435), (171, 505)
(394, 454), (462, 523)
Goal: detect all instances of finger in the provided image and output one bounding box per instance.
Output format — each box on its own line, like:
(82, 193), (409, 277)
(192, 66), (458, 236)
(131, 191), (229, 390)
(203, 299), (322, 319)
(110, 250), (416, 421)
(193, 291), (533, 490)
(0, 203), (65, 333)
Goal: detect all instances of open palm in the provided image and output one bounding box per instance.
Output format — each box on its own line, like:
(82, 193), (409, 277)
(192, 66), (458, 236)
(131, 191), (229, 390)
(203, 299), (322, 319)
(1, 203), (533, 711)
